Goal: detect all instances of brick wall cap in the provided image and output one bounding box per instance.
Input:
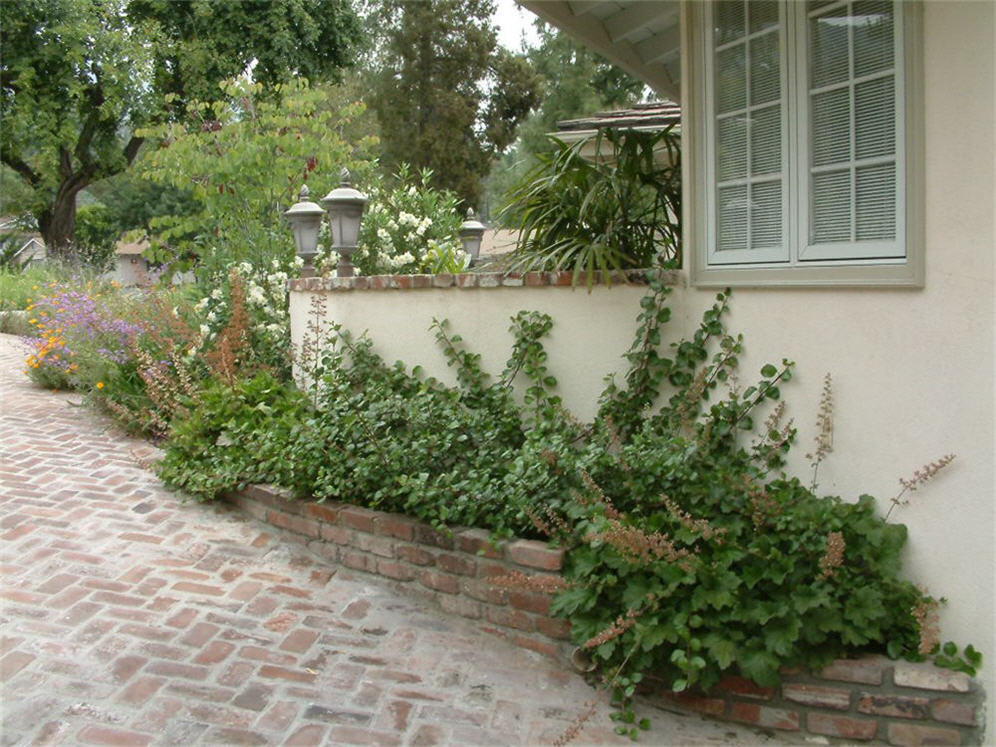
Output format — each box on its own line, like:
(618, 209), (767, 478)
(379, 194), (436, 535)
(288, 269), (681, 293)
(817, 655), (889, 685)
(892, 662), (972, 693)
(506, 539), (563, 571)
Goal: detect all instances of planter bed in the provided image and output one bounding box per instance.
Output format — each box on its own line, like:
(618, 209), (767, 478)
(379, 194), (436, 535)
(226, 484), (986, 745)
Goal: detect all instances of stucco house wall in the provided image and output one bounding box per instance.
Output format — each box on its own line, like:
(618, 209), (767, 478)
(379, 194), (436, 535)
(676, 2), (994, 704)
(289, 0), (994, 724)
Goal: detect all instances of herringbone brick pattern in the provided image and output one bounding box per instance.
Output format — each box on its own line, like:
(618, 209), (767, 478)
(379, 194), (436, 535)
(0, 334), (768, 746)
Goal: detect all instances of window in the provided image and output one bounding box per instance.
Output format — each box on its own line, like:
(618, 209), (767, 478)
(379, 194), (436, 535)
(686, 0), (923, 286)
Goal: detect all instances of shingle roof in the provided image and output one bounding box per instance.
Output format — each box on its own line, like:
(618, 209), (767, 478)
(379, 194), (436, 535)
(556, 101), (680, 132)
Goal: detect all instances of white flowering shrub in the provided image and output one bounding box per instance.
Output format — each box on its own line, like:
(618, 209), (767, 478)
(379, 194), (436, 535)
(315, 166), (467, 276)
(191, 256), (298, 373)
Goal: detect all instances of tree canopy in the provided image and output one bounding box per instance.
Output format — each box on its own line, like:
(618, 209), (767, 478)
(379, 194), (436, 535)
(0, 0), (362, 256)
(367, 0), (541, 208)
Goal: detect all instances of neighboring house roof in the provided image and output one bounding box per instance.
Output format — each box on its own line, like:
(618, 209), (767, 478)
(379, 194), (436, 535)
(4, 235), (46, 266)
(554, 101), (680, 165)
(518, 1), (681, 99)
(556, 101), (680, 133)
(115, 239), (149, 257)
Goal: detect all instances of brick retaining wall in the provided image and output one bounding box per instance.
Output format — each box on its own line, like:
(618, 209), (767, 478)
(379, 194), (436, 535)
(224, 485), (570, 660)
(227, 485), (986, 745)
(655, 659), (984, 745)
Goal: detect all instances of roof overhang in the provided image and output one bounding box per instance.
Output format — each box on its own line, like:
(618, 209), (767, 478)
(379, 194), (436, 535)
(517, 0), (682, 101)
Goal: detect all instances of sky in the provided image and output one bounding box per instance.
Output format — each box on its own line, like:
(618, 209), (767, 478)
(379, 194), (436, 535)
(493, 0), (542, 52)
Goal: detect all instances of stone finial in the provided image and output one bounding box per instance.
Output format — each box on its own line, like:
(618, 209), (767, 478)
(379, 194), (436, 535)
(299, 184), (310, 200)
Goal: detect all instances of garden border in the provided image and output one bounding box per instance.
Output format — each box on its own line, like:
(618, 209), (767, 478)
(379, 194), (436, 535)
(226, 484), (985, 745)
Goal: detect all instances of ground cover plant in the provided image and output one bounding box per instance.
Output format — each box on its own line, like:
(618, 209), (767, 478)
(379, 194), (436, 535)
(151, 277), (968, 735)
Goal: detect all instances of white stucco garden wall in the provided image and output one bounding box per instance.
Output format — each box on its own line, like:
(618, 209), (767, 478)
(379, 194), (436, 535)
(289, 280), (664, 422)
(290, 0), (993, 719)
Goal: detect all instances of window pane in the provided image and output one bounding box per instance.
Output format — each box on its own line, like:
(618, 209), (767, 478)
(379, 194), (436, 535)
(715, 1), (746, 45)
(812, 88), (851, 166)
(749, 1), (779, 35)
(751, 105), (781, 175)
(717, 44), (747, 113)
(718, 116), (748, 180)
(810, 7), (851, 88)
(856, 163), (896, 240)
(812, 170), (852, 243)
(717, 185), (748, 251)
(750, 31), (781, 105)
(855, 75), (895, 159)
(751, 181), (782, 248)
(853, 0), (894, 77)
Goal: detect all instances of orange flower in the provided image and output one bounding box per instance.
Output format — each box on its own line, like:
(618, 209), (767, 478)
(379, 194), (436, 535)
(96, 381), (105, 390)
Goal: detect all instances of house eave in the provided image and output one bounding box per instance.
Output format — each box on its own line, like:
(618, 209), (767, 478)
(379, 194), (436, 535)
(516, 0), (683, 101)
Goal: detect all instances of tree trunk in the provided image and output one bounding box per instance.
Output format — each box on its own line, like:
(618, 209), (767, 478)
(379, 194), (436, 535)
(37, 184), (84, 261)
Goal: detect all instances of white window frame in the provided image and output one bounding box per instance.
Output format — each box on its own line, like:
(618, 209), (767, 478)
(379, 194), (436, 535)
(684, 0), (924, 287)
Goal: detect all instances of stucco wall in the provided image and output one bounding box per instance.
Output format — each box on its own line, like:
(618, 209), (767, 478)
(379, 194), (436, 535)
(675, 0), (995, 714)
(289, 0), (993, 722)
(289, 273), (673, 422)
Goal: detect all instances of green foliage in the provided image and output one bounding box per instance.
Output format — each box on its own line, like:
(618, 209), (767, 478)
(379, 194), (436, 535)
(327, 166), (466, 276)
(0, 0), (362, 253)
(498, 128), (681, 285)
(74, 204), (119, 271)
(84, 174), (201, 242)
(367, 0), (541, 207)
(532, 284), (944, 716)
(138, 78), (377, 276)
(126, 0), (362, 114)
(0, 265), (68, 309)
(157, 372), (313, 498)
(482, 24), (647, 217)
(933, 642), (983, 677)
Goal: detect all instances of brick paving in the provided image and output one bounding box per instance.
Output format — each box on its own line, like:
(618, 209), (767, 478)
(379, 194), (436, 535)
(0, 333), (781, 746)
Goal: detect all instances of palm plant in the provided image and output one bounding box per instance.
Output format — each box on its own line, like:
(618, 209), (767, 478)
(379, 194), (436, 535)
(497, 126), (681, 286)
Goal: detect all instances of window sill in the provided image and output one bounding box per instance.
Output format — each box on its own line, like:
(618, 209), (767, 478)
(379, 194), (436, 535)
(690, 259), (924, 289)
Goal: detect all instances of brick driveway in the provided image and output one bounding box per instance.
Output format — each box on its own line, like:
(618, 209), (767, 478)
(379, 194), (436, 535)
(0, 333), (771, 746)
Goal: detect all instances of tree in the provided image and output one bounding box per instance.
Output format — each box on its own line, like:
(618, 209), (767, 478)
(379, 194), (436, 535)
(138, 79), (377, 276)
(367, 0), (540, 208)
(0, 0), (361, 257)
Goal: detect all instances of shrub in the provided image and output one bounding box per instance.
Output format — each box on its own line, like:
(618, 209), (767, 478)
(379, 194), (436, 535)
(24, 278), (144, 391)
(498, 127), (681, 285)
(191, 260), (293, 378)
(317, 165), (467, 276)
(156, 371), (313, 498)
